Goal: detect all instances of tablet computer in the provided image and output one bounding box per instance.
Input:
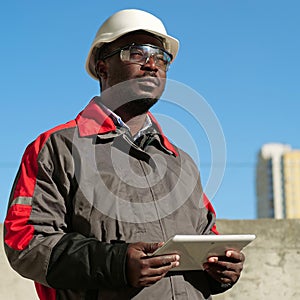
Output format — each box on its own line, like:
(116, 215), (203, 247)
(150, 234), (256, 271)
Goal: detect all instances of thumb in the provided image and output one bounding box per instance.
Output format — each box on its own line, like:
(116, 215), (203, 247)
(144, 242), (164, 254)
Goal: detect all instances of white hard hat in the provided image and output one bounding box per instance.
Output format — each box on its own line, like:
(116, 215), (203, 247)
(85, 9), (180, 80)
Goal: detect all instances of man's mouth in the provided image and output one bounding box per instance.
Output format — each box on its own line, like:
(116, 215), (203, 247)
(137, 77), (160, 89)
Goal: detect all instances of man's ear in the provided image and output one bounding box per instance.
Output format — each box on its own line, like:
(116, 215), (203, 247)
(95, 60), (107, 79)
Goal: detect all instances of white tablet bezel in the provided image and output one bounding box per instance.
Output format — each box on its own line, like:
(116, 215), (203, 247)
(150, 234), (256, 271)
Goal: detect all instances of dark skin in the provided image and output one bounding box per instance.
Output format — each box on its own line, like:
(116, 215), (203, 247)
(96, 32), (166, 135)
(204, 250), (245, 285)
(95, 31), (245, 288)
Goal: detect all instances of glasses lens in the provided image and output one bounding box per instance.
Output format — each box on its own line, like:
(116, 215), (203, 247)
(120, 44), (172, 71)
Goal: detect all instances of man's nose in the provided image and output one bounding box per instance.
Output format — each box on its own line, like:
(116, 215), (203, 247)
(143, 55), (159, 71)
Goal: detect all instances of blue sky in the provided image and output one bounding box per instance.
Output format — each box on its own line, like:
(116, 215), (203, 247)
(1, 1), (300, 222)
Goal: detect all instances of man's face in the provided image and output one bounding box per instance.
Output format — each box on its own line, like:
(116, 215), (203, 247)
(97, 32), (168, 113)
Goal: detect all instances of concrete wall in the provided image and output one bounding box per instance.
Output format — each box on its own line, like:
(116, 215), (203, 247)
(213, 219), (300, 300)
(1, 220), (300, 300)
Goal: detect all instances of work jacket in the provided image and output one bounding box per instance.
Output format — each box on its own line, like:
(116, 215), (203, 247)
(4, 97), (230, 300)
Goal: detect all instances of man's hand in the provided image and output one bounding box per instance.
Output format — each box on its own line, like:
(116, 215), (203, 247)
(203, 250), (245, 286)
(126, 242), (180, 288)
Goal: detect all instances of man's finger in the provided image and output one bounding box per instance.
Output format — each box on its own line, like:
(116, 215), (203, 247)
(135, 260), (180, 287)
(144, 242), (165, 254)
(153, 260), (180, 273)
(225, 250), (245, 262)
(147, 254), (180, 268)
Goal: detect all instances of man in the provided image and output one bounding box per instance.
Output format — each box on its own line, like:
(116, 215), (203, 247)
(4, 9), (244, 300)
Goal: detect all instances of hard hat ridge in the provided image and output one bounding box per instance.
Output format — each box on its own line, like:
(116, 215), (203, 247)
(85, 9), (179, 80)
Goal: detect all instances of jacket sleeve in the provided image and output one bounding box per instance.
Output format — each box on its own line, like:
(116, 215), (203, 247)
(3, 132), (128, 290)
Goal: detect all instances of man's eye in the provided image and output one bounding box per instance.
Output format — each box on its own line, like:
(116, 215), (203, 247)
(130, 50), (144, 59)
(156, 54), (165, 62)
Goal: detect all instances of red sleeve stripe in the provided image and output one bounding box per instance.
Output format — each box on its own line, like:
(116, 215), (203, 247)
(5, 120), (77, 251)
(4, 204), (34, 250)
(35, 282), (56, 300)
(203, 193), (219, 235)
(13, 120), (77, 199)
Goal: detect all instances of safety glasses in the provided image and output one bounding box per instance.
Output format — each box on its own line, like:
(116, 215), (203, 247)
(101, 43), (173, 71)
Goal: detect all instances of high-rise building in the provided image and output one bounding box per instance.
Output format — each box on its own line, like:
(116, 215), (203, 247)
(282, 150), (300, 218)
(256, 143), (300, 219)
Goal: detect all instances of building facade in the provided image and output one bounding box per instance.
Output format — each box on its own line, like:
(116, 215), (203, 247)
(256, 143), (300, 219)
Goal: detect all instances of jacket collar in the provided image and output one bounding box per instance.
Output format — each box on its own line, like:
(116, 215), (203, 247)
(75, 97), (116, 136)
(75, 97), (178, 156)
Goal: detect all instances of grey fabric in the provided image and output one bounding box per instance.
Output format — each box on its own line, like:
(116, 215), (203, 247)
(4, 99), (225, 299)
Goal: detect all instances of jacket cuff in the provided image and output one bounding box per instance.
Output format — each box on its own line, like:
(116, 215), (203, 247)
(46, 233), (129, 289)
(111, 242), (129, 287)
